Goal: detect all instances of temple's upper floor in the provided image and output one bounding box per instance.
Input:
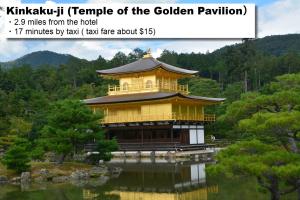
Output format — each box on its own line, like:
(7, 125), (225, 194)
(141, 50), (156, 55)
(96, 51), (198, 96)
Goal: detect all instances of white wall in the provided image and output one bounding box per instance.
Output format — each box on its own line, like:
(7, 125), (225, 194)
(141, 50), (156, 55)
(189, 128), (204, 144)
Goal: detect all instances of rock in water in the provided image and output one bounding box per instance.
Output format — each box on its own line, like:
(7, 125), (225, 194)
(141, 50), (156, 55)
(89, 166), (109, 177)
(0, 176), (8, 184)
(110, 167), (123, 178)
(21, 172), (31, 183)
(10, 177), (21, 183)
(70, 170), (89, 180)
(39, 169), (49, 177)
(37, 168), (52, 181)
(110, 167), (122, 175)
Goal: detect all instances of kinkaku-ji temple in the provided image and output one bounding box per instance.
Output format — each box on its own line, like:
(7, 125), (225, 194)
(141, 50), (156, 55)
(84, 50), (224, 151)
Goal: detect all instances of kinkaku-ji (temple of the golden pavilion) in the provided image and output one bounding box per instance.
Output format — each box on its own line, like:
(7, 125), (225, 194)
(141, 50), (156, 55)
(84, 50), (224, 151)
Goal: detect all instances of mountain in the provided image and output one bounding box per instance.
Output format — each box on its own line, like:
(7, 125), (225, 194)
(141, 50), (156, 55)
(0, 51), (76, 68)
(214, 34), (300, 56)
(253, 34), (300, 56)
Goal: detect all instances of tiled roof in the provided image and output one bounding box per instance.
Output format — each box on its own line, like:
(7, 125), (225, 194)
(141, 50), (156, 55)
(96, 57), (198, 75)
(83, 92), (225, 105)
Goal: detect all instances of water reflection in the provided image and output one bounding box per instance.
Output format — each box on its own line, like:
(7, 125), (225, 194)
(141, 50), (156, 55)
(84, 158), (217, 200)
(1, 158), (295, 199)
(0, 159), (218, 200)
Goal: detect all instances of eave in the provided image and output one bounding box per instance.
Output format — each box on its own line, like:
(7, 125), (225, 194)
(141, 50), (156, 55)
(83, 92), (225, 106)
(96, 57), (198, 78)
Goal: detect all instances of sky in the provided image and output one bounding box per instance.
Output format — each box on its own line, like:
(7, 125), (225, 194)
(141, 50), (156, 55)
(0, 0), (299, 61)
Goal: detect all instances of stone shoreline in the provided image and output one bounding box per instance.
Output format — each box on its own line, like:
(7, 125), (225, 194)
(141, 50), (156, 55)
(0, 164), (122, 186)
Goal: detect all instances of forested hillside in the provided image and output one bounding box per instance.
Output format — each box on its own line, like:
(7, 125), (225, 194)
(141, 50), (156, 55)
(0, 51), (78, 68)
(1, 34), (300, 146)
(253, 34), (300, 56)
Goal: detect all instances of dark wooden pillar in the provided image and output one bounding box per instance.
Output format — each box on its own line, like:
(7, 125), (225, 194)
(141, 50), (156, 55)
(171, 125), (174, 143)
(141, 126), (144, 144)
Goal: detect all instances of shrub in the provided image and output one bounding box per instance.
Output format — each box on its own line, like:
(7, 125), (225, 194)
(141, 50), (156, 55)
(1, 145), (31, 173)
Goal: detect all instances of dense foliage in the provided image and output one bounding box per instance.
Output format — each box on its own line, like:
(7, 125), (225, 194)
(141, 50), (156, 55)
(40, 99), (109, 164)
(86, 138), (118, 164)
(210, 73), (300, 199)
(208, 140), (300, 200)
(1, 138), (31, 173)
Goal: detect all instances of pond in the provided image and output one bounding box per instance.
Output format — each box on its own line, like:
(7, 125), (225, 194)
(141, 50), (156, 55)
(0, 158), (296, 200)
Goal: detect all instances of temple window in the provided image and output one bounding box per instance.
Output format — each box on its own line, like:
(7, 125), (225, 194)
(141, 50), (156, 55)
(123, 82), (129, 90)
(145, 80), (153, 89)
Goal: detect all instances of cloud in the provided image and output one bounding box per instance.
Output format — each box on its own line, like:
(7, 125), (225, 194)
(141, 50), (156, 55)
(257, 0), (300, 37)
(0, 0), (21, 34)
(45, 0), (56, 5)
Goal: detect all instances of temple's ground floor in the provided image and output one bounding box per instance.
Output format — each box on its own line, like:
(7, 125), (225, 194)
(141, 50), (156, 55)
(103, 122), (212, 151)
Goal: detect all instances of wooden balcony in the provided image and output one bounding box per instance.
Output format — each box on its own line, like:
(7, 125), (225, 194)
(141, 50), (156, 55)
(101, 113), (216, 124)
(108, 82), (189, 95)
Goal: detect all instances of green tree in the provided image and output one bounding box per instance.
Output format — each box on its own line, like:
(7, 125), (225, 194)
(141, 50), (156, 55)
(218, 73), (300, 198)
(0, 91), (10, 129)
(1, 138), (31, 173)
(158, 50), (179, 66)
(208, 140), (300, 200)
(187, 77), (221, 97)
(9, 117), (32, 138)
(220, 73), (300, 140)
(128, 48), (145, 62)
(239, 111), (300, 152)
(109, 52), (129, 67)
(222, 82), (244, 103)
(87, 138), (118, 164)
(40, 99), (103, 164)
(95, 138), (118, 161)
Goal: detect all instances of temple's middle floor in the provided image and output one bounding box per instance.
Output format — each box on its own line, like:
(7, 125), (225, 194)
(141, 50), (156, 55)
(105, 123), (206, 151)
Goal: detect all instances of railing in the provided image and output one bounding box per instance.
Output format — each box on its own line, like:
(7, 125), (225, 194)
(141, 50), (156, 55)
(108, 82), (189, 95)
(84, 142), (215, 151)
(101, 113), (216, 124)
(204, 114), (216, 121)
(118, 142), (181, 151)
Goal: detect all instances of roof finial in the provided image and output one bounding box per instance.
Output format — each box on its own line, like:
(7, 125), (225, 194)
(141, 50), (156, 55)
(143, 48), (152, 58)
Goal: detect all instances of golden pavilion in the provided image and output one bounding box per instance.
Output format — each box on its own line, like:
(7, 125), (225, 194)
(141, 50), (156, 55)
(84, 50), (224, 151)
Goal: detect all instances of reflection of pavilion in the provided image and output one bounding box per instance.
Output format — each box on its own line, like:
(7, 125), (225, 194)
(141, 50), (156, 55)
(83, 161), (218, 200)
(106, 188), (216, 200)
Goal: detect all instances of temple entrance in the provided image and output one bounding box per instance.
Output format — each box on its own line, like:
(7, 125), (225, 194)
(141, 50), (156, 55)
(180, 129), (189, 144)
